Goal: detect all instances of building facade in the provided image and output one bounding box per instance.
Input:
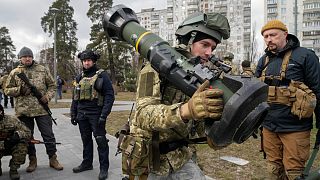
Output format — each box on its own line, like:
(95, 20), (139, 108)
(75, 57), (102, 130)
(265, 0), (320, 57)
(136, 0), (252, 66)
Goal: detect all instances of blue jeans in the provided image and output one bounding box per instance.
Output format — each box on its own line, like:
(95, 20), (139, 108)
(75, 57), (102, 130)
(57, 87), (62, 99)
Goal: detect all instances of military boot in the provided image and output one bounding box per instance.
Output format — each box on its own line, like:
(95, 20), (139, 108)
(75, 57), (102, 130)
(49, 154), (63, 170)
(98, 169), (108, 180)
(26, 156), (37, 172)
(9, 169), (20, 180)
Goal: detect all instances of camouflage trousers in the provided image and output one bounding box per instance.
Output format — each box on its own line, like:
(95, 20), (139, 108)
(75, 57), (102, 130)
(263, 128), (310, 180)
(0, 143), (28, 170)
(147, 159), (206, 180)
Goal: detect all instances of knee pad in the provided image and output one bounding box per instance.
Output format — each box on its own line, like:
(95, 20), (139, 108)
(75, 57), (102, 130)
(95, 136), (109, 149)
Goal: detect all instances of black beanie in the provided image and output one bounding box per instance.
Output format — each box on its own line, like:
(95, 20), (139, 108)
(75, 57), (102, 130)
(18, 47), (33, 59)
(193, 32), (218, 43)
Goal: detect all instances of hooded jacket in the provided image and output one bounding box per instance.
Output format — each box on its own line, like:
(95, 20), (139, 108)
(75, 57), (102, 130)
(255, 34), (320, 132)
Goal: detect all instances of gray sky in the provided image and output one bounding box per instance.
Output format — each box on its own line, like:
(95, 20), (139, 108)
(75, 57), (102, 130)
(0, 0), (264, 55)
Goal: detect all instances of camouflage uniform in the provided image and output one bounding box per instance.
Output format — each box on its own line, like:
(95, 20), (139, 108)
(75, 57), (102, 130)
(131, 62), (205, 178)
(241, 67), (254, 76)
(0, 114), (31, 173)
(4, 62), (55, 117)
(4, 61), (62, 171)
(0, 75), (14, 108)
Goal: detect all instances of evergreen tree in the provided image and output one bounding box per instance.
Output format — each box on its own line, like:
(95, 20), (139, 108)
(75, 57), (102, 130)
(87, 0), (135, 89)
(0, 26), (16, 73)
(40, 0), (78, 80)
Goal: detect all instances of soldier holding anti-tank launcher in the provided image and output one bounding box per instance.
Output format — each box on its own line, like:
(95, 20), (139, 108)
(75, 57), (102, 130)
(104, 5), (269, 180)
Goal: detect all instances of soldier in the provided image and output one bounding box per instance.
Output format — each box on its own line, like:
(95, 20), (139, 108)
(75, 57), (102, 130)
(256, 20), (320, 179)
(0, 74), (14, 108)
(240, 60), (254, 76)
(70, 50), (114, 180)
(0, 104), (31, 180)
(4, 46), (63, 172)
(121, 12), (229, 179)
(222, 52), (238, 75)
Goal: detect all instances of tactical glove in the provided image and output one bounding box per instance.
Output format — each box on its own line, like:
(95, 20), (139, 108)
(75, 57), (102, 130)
(20, 86), (31, 96)
(98, 117), (106, 128)
(71, 115), (78, 126)
(180, 80), (224, 121)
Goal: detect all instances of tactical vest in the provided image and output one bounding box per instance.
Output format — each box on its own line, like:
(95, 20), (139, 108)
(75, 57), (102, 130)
(73, 69), (104, 103)
(260, 50), (316, 119)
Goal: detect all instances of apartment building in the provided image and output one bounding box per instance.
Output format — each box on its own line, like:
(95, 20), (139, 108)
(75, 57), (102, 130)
(136, 0), (252, 65)
(302, 0), (320, 57)
(265, 0), (320, 57)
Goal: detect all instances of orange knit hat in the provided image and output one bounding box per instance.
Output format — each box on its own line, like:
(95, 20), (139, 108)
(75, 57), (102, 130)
(261, 20), (288, 35)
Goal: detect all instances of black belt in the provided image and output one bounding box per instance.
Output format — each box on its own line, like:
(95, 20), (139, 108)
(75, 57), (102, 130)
(264, 78), (290, 86)
(159, 140), (188, 154)
(159, 137), (207, 154)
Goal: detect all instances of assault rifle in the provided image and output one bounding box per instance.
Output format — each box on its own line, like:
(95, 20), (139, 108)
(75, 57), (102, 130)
(17, 72), (57, 125)
(115, 103), (134, 156)
(30, 139), (61, 145)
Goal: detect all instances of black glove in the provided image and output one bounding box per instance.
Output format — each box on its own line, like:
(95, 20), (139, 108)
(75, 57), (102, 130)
(71, 116), (78, 126)
(5, 132), (20, 147)
(98, 117), (106, 128)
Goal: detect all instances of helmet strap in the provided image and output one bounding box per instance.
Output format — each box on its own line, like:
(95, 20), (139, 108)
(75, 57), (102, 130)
(187, 31), (197, 52)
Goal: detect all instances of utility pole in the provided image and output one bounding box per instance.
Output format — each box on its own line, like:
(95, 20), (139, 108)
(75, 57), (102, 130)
(294, 0), (298, 36)
(51, 8), (60, 104)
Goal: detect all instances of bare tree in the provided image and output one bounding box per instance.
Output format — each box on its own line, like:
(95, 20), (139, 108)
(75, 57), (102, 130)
(249, 22), (259, 63)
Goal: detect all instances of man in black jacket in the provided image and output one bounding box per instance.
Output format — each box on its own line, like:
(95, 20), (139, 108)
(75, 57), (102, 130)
(70, 50), (115, 180)
(255, 20), (320, 180)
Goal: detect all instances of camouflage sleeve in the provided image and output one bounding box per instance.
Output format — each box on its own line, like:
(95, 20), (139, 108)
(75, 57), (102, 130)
(133, 63), (185, 131)
(44, 67), (56, 100)
(4, 70), (22, 97)
(12, 116), (31, 140)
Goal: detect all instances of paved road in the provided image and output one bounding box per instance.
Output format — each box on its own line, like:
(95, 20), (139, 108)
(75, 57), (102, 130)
(1, 100), (134, 180)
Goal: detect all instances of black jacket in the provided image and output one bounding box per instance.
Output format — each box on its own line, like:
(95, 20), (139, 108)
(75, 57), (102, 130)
(255, 34), (320, 132)
(70, 65), (115, 119)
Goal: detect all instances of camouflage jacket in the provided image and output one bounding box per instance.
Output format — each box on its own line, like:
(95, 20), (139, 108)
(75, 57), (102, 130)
(131, 62), (204, 176)
(0, 75), (8, 93)
(4, 62), (56, 117)
(0, 114), (31, 148)
(241, 67), (254, 76)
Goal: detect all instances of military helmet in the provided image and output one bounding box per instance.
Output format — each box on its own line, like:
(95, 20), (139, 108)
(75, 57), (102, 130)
(175, 12), (230, 44)
(223, 52), (234, 61)
(77, 49), (100, 62)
